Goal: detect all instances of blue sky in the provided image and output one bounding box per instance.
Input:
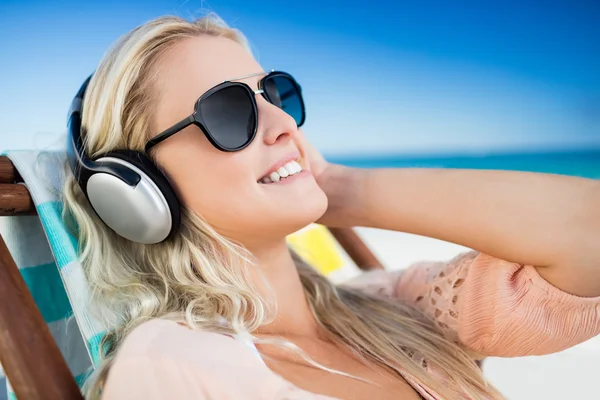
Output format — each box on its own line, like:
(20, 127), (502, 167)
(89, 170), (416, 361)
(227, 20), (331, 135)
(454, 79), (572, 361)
(0, 0), (598, 156)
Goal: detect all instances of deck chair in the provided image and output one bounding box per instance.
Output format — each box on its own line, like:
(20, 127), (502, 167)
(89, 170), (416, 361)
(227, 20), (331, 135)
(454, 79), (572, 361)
(0, 151), (384, 400)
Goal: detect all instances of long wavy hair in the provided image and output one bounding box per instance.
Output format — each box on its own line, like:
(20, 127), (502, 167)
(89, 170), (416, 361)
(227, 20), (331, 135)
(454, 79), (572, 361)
(62, 14), (503, 400)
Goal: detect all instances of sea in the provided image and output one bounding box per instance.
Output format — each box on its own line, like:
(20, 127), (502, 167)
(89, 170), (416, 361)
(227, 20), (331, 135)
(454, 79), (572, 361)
(328, 149), (600, 180)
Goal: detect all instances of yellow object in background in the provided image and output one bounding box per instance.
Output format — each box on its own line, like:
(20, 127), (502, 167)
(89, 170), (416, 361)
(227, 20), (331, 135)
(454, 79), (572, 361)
(287, 224), (345, 275)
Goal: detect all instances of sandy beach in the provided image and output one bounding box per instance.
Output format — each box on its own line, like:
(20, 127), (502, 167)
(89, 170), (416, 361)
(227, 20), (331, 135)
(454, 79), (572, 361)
(347, 227), (600, 399)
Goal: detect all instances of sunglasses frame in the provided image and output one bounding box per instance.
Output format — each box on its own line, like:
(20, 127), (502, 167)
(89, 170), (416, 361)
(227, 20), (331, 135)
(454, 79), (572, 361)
(144, 70), (305, 153)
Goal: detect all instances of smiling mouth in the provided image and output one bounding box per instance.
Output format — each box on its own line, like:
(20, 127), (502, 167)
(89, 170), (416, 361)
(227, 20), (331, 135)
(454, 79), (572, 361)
(258, 160), (303, 184)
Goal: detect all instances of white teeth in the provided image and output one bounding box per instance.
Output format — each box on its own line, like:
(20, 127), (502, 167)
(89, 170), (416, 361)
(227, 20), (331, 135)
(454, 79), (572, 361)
(269, 172), (280, 182)
(277, 166), (289, 178)
(291, 161), (302, 173)
(284, 163), (295, 175)
(260, 160), (303, 184)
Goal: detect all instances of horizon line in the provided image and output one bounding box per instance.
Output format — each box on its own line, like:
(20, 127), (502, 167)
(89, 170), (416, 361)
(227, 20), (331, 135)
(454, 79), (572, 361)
(325, 144), (600, 161)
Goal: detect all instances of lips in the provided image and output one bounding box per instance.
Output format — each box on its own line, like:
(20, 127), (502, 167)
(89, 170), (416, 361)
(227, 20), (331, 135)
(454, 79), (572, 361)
(259, 160), (303, 183)
(258, 152), (303, 183)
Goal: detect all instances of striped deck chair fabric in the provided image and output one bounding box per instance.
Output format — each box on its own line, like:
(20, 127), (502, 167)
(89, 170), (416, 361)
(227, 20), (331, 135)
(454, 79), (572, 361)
(0, 151), (106, 400)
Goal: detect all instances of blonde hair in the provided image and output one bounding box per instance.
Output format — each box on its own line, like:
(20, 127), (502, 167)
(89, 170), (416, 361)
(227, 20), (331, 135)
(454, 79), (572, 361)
(63, 14), (503, 400)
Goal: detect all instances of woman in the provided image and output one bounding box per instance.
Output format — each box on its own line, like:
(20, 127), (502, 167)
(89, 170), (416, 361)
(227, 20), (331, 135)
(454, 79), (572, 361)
(64, 14), (600, 400)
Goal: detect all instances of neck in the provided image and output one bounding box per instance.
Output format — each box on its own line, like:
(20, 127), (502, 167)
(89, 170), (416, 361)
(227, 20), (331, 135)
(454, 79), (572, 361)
(248, 239), (321, 338)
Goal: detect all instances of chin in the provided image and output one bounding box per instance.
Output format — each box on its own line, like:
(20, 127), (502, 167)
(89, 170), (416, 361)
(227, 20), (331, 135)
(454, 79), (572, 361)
(238, 187), (329, 241)
(285, 189), (329, 233)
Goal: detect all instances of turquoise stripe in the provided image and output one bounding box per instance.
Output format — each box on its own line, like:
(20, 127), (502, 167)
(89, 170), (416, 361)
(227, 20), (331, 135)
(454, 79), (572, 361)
(36, 201), (79, 269)
(75, 370), (92, 388)
(88, 332), (107, 366)
(20, 263), (72, 323)
(0, 377), (6, 400)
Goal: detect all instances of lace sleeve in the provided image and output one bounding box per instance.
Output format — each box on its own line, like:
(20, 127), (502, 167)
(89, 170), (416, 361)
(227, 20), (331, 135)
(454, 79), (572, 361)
(393, 251), (478, 345)
(339, 252), (476, 345)
(396, 251), (600, 357)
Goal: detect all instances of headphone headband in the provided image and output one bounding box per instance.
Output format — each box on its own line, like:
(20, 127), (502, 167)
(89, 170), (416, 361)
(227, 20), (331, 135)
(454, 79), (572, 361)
(66, 76), (141, 190)
(66, 74), (180, 244)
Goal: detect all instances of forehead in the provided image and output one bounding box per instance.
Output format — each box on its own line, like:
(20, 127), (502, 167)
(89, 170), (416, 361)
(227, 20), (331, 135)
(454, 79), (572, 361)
(157, 35), (263, 109)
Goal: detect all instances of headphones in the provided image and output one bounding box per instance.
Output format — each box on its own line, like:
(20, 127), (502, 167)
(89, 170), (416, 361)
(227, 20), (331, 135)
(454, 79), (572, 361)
(66, 75), (181, 244)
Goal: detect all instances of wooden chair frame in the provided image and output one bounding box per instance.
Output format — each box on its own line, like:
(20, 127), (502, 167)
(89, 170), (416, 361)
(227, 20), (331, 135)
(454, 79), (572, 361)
(0, 155), (383, 399)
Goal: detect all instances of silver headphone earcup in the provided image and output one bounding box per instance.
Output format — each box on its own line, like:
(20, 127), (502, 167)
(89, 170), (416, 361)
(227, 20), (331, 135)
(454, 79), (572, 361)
(87, 157), (172, 244)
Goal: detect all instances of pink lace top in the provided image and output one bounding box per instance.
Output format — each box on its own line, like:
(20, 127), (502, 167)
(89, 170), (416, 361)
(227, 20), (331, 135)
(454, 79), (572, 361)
(103, 252), (600, 399)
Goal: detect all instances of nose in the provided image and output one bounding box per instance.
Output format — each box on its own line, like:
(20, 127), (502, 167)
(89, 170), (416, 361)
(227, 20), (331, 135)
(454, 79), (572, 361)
(256, 97), (298, 146)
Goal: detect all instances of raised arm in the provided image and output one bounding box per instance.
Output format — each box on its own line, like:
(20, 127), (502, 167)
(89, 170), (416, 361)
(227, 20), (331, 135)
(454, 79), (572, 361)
(319, 165), (600, 297)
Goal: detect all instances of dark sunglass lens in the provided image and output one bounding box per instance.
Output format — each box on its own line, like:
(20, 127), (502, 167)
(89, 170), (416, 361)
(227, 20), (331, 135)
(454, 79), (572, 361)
(264, 75), (304, 126)
(200, 85), (256, 149)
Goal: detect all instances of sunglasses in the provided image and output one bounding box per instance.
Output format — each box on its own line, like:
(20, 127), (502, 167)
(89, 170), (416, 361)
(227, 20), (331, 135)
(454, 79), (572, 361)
(145, 70), (305, 153)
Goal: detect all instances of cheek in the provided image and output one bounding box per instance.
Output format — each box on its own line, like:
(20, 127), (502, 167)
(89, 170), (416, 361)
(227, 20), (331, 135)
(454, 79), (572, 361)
(154, 132), (256, 227)
(170, 158), (253, 224)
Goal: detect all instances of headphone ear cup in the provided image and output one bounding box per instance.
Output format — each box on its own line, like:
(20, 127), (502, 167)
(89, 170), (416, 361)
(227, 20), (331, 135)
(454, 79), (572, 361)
(87, 150), (180, 244)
